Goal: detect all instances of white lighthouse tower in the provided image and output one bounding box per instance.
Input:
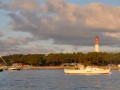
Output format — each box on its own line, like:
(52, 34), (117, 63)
(95, 36), (99, 52)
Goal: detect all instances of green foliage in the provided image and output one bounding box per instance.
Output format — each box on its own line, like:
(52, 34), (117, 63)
(0, 52), (120, 66)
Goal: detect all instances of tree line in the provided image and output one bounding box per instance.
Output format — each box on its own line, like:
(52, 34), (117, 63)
(0, 52), (120, 66)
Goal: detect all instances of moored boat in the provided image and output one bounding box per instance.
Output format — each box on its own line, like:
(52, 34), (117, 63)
(64, 66), (111, 74)
(7, 66), (21, 71)
(0, 68), (3, 72)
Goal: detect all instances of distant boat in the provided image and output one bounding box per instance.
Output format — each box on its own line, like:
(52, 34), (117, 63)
(64, 66), (111, 74)
(0, 56), (22, 71)
(0, 68), (3, 72)
(7, 66), (21, 71)
(0, 66), (5, 72)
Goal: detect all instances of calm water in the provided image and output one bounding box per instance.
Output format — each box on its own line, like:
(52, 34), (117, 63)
(0, 70), (120, 90)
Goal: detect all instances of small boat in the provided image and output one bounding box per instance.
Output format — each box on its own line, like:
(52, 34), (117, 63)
(7, 66), (21, 71)
(0, 66), (5, 72)
(0, 69), (3, 72)
(64, 66), (111, 74)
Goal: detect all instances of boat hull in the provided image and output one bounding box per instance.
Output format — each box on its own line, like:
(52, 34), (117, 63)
(64, 69), (111, 74)
(7, 67), (21, 71)
(0, 69), (3, 72)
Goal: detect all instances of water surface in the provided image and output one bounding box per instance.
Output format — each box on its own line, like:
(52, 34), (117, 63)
(0, 70), (120, 90)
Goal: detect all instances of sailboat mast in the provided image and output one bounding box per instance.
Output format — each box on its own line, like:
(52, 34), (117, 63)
(0, 56), (8, 66)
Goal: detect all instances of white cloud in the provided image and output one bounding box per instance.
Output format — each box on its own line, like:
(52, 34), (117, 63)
(0, 0), (120, 54)
(0, 36), (34, 55)
(84, 3), (120, 30)
(0, 32), (3, 37)
(103, 32), (120, 39)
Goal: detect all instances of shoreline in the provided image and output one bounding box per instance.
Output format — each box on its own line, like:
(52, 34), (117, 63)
(25, 66), (64, 70)
(24, 66), (120, 70)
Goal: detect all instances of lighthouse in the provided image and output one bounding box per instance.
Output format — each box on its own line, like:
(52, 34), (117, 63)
(95, 36), (99, 52)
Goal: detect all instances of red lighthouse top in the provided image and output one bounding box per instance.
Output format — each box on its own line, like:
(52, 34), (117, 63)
(95, 36), (99, 45)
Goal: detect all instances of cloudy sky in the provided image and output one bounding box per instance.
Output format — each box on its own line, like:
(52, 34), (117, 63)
(0, 0), (120, 55)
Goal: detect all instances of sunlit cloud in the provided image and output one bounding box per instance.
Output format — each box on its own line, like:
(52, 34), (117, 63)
(103, 32), (120, 39)
(0, 0), (120, 55)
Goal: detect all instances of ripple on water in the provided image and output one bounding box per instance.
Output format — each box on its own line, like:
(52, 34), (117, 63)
(0, 70), (120, 90)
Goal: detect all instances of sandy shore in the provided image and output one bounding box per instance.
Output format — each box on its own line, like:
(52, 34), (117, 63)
(24, 66), (119, 70)
(27, 66), (64, 70)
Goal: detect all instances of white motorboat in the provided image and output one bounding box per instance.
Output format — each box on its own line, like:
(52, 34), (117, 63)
(64, 66), (111, 74)
(7, 66), (21, 71)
